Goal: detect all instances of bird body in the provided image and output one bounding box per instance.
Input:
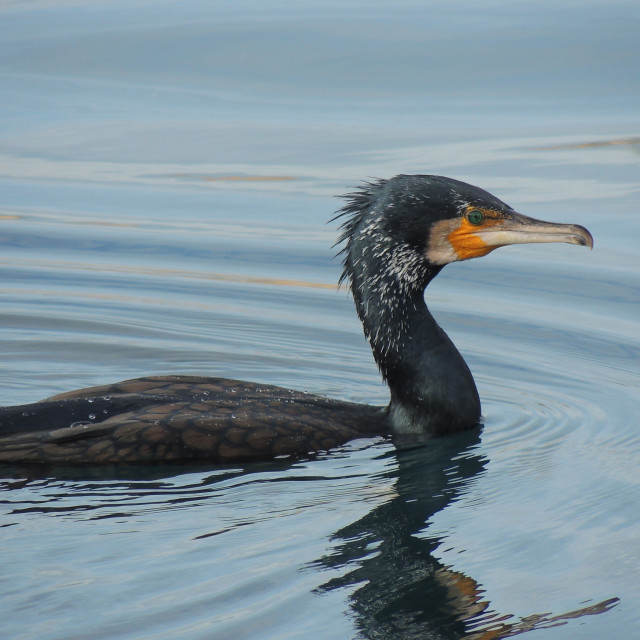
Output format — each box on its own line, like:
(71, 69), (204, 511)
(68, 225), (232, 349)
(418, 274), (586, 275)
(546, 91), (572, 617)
(0, 376), (386, 464)
(0, 175), (593, 465)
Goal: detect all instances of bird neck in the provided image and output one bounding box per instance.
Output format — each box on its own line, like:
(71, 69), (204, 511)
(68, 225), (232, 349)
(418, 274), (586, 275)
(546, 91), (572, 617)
(350, 254), (481, 436)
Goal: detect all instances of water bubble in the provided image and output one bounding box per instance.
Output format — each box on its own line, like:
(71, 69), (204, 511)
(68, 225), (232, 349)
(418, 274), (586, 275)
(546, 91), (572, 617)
(87, 398), (94, 404)
(88, 413), (96, 420)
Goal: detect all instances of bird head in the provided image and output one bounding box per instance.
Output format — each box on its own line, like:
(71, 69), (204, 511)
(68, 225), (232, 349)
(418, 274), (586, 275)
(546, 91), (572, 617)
(335, 174), (593, 292)
(412, 175), (593, 265)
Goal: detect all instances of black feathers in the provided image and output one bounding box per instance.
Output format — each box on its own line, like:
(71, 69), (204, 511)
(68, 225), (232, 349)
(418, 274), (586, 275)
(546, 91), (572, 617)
(331, 178), (389, 288)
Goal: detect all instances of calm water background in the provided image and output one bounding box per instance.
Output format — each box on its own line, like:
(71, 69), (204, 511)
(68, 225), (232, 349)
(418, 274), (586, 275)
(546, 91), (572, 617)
(1, 1), (639, 638)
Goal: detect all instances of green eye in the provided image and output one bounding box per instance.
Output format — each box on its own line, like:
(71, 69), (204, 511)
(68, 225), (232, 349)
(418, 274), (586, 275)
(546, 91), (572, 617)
(467, 209), (485, 225)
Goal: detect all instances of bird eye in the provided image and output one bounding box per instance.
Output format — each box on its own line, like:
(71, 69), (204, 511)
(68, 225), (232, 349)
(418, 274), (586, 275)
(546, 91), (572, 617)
(467, 209), (485, 225)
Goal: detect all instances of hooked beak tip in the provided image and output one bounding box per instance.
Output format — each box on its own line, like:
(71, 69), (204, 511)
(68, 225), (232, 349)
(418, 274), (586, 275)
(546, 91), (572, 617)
(572, 224), (594, 249)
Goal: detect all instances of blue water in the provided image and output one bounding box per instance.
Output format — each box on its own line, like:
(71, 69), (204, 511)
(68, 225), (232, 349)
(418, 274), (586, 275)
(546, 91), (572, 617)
(1, 1), (639, 638)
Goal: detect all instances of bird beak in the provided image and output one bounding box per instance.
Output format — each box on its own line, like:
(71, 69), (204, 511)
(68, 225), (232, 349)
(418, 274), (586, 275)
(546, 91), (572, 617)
(473, 211), (594, 251)
(430, 209), (594, 264)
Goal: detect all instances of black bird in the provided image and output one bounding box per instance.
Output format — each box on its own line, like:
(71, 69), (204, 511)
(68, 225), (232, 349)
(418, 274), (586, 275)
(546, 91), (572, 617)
(0, 175), (592, 465)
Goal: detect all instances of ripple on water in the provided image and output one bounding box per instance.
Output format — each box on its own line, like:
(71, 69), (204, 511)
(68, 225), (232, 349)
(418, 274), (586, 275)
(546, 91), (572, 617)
(425, 253), (639, 627)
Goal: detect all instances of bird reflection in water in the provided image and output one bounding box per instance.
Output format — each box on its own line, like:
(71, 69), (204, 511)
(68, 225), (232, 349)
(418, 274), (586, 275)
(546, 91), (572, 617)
(312, 430), (618, 639)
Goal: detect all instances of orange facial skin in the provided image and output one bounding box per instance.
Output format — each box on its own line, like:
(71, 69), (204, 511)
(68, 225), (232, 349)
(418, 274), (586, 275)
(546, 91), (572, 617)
(447, 208), (504, 260)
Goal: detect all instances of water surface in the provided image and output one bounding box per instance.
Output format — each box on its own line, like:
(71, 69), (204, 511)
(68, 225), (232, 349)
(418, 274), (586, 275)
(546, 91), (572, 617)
(1, 2), (639, 638)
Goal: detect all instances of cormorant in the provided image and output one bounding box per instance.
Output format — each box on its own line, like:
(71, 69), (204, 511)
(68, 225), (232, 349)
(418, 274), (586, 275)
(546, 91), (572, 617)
(0, 175), (592, 465)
